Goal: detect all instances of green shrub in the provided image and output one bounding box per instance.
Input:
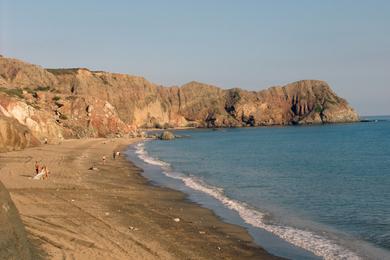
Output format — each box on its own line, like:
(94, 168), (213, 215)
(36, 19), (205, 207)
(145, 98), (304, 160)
(35, 86), (50, 91)
(65, 95), (77, 101)
(59, 114), (68, 120)
(325, 98), (337, 105)
(314, 104), (323, 113)
(154, 122), (163, 129)
(23, 87), (34, 94)
(31, 104), (41, 110)
(0, 87), (24, 98)
(47, 68), (79, 75)
(163, 122), (173, 129)
(55, 101), (64, 108)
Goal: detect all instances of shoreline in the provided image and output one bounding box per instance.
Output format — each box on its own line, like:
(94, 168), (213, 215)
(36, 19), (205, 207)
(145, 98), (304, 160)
(132, 130), (390, 260)
(0, 138), (280, 259)
(128, 140), (323, 260)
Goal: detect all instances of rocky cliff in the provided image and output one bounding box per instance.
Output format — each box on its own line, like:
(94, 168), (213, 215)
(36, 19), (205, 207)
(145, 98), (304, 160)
(0, 55), (359, 151)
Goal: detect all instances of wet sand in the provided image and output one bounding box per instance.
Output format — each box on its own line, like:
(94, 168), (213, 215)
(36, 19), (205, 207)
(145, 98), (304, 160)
(0, 138), (280, 259)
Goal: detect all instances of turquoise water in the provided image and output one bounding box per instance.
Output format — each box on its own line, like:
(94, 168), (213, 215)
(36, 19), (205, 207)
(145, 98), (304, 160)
(130, 117), (390, 259)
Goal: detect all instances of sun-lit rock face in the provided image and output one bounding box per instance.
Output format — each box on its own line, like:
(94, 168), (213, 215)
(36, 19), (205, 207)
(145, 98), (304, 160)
(0, 55), (359, 151)
(0, 107), (40, 153)
(0, 93), (63, 143)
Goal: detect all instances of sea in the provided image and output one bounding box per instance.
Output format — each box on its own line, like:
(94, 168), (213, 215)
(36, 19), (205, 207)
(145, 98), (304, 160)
(125, 116), (390, 260)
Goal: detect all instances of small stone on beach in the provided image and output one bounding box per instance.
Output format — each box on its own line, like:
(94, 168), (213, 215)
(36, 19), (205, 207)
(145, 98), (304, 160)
(128, 226), (139, 231)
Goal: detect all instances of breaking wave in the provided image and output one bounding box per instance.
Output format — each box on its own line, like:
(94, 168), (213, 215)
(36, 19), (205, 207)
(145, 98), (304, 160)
(134, 142), (361, 260)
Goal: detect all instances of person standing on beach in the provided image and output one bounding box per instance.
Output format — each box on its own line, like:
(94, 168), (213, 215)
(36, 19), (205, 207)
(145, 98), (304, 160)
(102, 155), (106, 165)
(35, 161), (40, 175)
(113, 151), (116, 160)
(43, 166), (50, 179)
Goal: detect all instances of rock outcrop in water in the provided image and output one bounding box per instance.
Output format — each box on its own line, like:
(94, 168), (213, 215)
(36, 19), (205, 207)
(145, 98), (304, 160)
(0, 55), (359, 151)
(159, 131), (175, 140)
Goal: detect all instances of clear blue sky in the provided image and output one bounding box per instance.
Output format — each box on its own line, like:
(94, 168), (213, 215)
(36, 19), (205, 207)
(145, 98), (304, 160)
(1, 0), (389, 115)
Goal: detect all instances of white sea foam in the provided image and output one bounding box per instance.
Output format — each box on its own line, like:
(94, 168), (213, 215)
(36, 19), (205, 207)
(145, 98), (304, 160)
(134, 142), (361, 260)
(135, 142), (170, 167)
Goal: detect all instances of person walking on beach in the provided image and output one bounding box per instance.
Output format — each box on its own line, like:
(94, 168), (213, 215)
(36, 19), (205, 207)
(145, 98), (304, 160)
(102, 155), (106, 165)
(113, 151), (116, 160)
(35, 161), (41, 175)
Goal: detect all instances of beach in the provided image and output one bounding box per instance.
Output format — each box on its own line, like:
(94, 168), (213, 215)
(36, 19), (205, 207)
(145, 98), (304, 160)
(0, 137), (279, 259)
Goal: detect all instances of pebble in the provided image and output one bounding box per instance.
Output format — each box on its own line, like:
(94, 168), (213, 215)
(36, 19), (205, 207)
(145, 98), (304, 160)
(128, 226), (139, 231)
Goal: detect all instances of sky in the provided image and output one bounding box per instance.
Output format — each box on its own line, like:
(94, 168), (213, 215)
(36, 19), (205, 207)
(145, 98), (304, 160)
(0, 0), (389, 115)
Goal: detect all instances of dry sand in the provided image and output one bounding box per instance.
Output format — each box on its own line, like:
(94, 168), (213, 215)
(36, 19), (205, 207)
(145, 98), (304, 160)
(0, 138), (280, 259)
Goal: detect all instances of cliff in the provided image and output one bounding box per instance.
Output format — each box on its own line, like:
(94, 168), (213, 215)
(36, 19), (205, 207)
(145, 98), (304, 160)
(0, 55), (359, 151)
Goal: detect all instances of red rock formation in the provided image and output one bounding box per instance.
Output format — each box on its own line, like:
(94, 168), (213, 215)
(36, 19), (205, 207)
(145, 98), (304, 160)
(0, 55), (359, 151)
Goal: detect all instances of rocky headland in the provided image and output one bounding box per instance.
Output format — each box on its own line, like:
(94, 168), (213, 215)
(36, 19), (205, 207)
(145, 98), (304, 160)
(0, 55), (359, 152)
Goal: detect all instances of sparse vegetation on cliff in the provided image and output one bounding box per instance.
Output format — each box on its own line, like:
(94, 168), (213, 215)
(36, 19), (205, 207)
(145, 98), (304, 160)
(0, 87), (24, 98)
(0, 55), (359, 151)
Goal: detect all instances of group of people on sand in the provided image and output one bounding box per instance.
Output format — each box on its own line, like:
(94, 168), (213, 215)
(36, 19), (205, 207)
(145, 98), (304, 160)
(33, 161), (50, 180)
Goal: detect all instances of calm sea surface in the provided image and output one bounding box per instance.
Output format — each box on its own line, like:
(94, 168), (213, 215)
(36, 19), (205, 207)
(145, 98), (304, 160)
(129, 116), (390, 259)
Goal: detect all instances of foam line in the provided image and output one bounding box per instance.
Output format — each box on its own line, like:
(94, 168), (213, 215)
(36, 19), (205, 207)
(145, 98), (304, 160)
(135, 142), (361, 260)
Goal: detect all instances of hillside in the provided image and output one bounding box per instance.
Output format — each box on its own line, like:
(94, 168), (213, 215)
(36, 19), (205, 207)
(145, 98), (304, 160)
(0, 55), (359, 151)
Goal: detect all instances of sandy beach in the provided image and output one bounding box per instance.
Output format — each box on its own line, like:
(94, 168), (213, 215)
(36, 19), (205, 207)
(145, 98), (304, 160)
(0, 138), (279, 259)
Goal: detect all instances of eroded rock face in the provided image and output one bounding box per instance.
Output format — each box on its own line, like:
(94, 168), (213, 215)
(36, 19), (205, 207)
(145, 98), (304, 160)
(0, 57), (57, 88)
(0, 181), (33, 259)
(0, 93), (63, 144)
(0, 55), (359, 150)
(57, 96), (132, 138)
(47, 71), (359, 128)
(0, 115), (39, 152)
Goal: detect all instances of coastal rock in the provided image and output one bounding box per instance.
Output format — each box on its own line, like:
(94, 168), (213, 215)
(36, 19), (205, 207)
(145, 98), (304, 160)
(160, 131), (175, 140)
(0, 55), (359, 151)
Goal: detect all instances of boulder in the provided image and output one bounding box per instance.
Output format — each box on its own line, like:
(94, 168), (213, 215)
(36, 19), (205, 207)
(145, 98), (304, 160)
(159, 131), (175, 140)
